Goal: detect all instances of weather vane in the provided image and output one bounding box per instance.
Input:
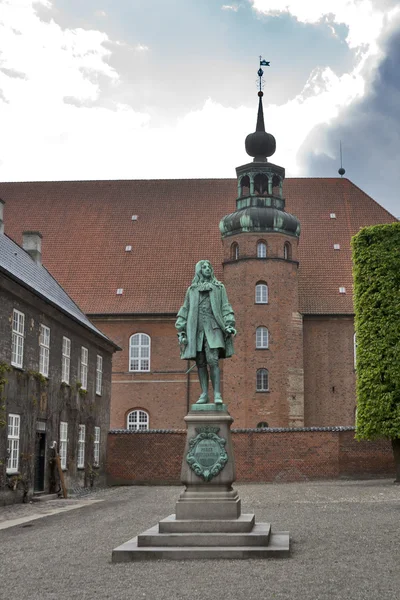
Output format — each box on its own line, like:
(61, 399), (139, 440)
(257, 56), (270, 93)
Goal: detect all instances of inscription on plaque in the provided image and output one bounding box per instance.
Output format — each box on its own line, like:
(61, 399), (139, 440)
(186, 426), (228, 482)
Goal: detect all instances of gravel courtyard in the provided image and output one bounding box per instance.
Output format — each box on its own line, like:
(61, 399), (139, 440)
(0, 480), (398, 600)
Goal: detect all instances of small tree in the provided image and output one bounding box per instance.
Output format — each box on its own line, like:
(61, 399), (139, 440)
(352, 222), (400, 482)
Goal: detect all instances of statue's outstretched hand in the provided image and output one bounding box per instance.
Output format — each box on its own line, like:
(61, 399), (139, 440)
(225, 326), (237, 337)
(178, 332), (188, 346)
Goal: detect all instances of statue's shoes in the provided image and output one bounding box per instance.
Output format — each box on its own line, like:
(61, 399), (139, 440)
(196, 394), (209, 404)
(214, 394), (223, 404)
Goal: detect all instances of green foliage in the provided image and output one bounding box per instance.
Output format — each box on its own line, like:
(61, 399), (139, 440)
(352, 222), (400, 440)
(0, 362), (11, 428)
(27, 370), (48, 385)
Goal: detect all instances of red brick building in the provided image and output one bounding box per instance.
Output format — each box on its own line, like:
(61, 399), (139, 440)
(0, 94), (396, 431)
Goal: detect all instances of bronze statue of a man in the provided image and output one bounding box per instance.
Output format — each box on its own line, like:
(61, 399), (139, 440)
(176, 260), (236, 404)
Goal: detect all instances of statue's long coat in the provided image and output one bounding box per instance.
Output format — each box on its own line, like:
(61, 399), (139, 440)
(176, 284), (235, 360)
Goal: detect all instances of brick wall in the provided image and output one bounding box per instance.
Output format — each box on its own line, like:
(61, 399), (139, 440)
(303, 315), (356, 426)
(222, 231), (304, 428)
(0, 273), (114, 503)
(106, 428), (395, 485)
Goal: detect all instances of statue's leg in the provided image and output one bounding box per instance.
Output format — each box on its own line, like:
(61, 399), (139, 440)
(206, 344), (223, 404)
(195, 350), (209, 404)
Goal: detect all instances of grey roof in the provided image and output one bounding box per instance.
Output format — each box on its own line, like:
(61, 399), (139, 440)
(0, 233), (118, 348)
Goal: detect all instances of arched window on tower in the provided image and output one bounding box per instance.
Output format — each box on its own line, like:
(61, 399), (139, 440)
(257, 241), (267, 258)
(256, 327), (269, 349)
(231, 242), (239, 261)
(129, 333), (151, 372)
(240, 175), (250, 197)
(257, 421), (269, 429)
(254, 173), (269, 196)
(283, 242), (292, 260)
(127, 409), (149, 431)
(255, 282), (268, 304)
(256, 369), (269, 392)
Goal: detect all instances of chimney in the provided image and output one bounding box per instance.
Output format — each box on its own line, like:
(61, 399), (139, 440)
(22, 231), (43, 266)
(0, 199), (4, 234)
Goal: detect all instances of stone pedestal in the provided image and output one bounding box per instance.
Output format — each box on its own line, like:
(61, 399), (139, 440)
(112, 405), (290, 561)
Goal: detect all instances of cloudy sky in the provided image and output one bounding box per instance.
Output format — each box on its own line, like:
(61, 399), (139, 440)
(0, 0), (399, 216)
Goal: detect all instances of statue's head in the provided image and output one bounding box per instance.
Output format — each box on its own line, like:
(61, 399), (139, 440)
(191, 260), (221, 287)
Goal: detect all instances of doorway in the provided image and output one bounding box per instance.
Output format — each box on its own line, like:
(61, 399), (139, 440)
(34, 431), (46, 492)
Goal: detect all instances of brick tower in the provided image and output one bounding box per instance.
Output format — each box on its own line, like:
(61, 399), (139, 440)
(219, 88), (304, 428)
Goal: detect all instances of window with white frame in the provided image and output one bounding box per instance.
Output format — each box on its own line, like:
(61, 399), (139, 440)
(256, 368), (269, 392)
(77, 424), (85, 468)
(283, 242), (292, 260)
(11, 309), (25, 368)
(94, 426), (100, 466)
(129, 334), (151, 372)
(80, 347), (88, 390)
(257, 241), (267, 258)
(39, 324), (50, 377)
(7, 414), (20, 473)
(96, 355), (103, 395)
(127, 410), (149, 431)
(255, 282), (268, 304)
(231, 242), (239, 261)
(60, 421), (68, 470)
(62, 337), (71, 384)
(256, 326), (269, 349)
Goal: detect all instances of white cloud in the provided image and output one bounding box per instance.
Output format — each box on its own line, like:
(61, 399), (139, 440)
(0, 0), (397, 195)
(95, 10), (107, 18)
(221, 4), (239, 11)
(251, 0), (399, 51)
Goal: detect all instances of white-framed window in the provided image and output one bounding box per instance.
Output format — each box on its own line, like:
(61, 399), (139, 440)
(77, 424), (85, 468)
(129, 334), (151, 372)
(11, 309), (25, 368)
(60, 421), (68, 470)
(283, 242), (292, 260)
(257, 241), (267, 258)
(94, 426), (100, 466)
(127, 410), (149, 431)
(256, 368), (269, 392)
(231, 242), (239, 260)
(62, 337), (71, 384)
(80, 347), (88, 390)
(7, 414), (20, 473)
(256, 326), (269, 349)
(255, 282), (268, 304)
(39, 324), (50, 377)
(96, 355), (103, 395)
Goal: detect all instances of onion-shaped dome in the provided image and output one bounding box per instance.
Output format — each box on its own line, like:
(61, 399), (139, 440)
(245, 92), (276, 161)
(219, 206), (300, 238)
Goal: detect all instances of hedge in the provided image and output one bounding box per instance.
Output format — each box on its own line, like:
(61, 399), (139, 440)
(352, 222), (400, 440)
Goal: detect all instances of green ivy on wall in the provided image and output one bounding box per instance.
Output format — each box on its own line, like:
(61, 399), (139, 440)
(352, 222), (400, 441)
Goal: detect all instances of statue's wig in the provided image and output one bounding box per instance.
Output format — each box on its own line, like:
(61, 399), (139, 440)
(191, 260), (222, 288)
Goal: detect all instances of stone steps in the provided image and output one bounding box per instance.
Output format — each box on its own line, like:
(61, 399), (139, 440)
(31, 493), (59, 503)
(159, 513), (255, 533)
(138, 522), (271, 547)
(112, 532), (290, 561)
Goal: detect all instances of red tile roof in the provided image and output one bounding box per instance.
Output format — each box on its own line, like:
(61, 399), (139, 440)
(0, 178), (396, 315)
